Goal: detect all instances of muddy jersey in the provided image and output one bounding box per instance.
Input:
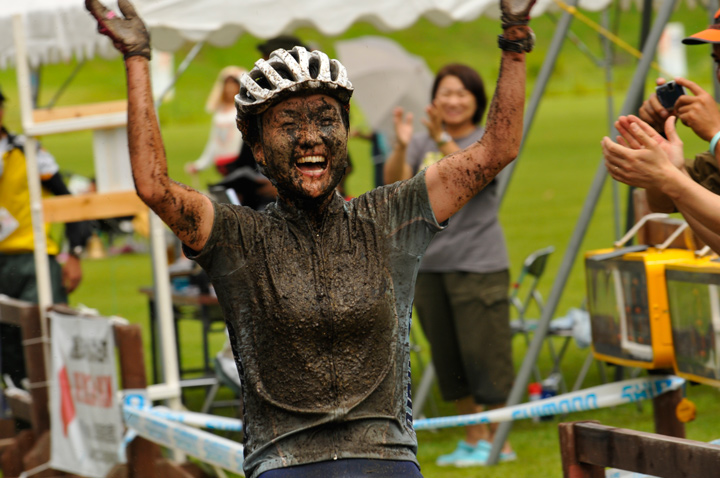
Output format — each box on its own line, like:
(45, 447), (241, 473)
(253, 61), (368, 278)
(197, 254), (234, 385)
(187, 171), (442, 478)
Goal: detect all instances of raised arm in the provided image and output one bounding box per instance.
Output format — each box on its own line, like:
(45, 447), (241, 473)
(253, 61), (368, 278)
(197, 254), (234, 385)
(85, 0), (213, 251)
(425, 24), (531, 223)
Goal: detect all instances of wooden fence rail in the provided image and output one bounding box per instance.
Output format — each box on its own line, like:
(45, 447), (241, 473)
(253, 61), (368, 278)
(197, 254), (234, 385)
(559, 421), (720, 478)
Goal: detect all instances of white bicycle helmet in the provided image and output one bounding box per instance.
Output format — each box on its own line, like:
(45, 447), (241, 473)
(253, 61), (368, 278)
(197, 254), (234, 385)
(235, 46), (354, 123)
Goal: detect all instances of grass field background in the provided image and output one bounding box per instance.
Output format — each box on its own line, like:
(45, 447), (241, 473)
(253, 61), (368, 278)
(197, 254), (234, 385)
(2, 3), (720, 477)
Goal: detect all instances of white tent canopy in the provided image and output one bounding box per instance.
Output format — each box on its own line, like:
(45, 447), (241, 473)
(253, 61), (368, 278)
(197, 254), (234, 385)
(0, 0), (613, 69)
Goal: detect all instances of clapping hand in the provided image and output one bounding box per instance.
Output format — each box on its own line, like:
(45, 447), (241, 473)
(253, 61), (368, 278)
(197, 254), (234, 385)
(393, 107), (414, 148)
(85, 0), (151, 60)
(602, 115), (684, 190)
(422, 103), (444, 144)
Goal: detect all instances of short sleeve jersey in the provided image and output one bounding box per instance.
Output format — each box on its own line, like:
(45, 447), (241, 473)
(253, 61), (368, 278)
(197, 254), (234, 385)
(187, 171), (442, 478)
(405, 127), (509, 273)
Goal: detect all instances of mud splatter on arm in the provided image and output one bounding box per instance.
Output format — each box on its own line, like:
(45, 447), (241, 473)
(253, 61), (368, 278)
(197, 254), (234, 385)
(425, 25), (530, 223)
(125, 57), (214, 251)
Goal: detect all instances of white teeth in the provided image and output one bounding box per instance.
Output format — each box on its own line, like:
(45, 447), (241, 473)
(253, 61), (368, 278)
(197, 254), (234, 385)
(297, 155), (325, 164)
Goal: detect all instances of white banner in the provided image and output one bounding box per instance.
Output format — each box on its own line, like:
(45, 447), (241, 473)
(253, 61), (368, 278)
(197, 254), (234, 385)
(50, 312), (124, 478)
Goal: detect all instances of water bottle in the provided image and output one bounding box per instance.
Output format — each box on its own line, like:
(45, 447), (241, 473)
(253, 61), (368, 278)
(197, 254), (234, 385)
(540, 373), (561, 421)
(528, 382), (542, 423)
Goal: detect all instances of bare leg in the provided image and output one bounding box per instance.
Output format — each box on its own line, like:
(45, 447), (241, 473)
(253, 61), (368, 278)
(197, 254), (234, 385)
(486, 402), (514, 455)
(456, 396), (490, 445)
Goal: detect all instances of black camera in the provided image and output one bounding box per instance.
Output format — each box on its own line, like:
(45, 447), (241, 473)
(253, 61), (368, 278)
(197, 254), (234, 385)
(656, 81), (686, 110)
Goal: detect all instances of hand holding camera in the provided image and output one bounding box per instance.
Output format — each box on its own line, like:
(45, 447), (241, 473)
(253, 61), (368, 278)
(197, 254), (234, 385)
(639, 78), (720, 141)
(655, 81), (685, 111)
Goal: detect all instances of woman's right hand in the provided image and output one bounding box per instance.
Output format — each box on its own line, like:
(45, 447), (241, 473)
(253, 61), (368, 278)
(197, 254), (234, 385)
(85, 0), (151, 60)
(421, 103), (444, 143)
(185, 163), (198, 175)
(393, 107), (414, 148)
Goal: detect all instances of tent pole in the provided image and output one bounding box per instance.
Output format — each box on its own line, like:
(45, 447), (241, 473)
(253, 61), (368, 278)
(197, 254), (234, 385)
(12, 14), (54, 382)
(488, 0), (678, 465)
(497, 0), (579, 203)
(622, 0), (655, 238)
(602, 9), (620, 241)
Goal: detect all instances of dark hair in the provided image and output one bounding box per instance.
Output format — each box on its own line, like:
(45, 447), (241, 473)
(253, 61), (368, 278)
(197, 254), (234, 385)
(431, 64), (487, 125)
(257, 35), (307, 58)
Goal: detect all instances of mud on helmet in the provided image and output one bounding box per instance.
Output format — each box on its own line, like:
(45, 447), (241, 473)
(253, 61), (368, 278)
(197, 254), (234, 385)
(235, 47), (354, 140)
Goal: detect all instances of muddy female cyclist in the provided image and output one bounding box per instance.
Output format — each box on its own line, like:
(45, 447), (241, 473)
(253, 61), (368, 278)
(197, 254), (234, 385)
(85, 0), (535, 476)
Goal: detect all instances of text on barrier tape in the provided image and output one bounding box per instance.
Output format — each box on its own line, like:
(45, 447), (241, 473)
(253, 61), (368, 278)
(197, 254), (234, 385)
(130, 376), (684, 436)
(413, 375), (684, 430)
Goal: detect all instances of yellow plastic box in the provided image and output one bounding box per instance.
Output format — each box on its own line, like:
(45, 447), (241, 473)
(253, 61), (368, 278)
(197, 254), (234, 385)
(585, 246), (697, 369)
(665, 258), (720, 387)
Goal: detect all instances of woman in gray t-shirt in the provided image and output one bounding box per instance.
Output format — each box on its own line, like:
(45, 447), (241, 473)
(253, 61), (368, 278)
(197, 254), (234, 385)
(384, 63), (516, 468)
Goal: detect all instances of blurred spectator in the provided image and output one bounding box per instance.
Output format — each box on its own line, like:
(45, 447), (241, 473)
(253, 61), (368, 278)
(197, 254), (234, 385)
(0, 88), (92, 387)
(628, 10), (720, 250)
(384, 63), (515, 467)
(185, 66), (245, 177)
(637, 12), (720, 208)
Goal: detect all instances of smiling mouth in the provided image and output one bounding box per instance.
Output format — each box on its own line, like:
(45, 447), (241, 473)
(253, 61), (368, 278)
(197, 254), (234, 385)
(296, 155), (328, 176)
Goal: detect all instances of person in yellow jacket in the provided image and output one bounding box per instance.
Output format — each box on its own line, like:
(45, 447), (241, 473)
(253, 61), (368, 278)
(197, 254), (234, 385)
(0, 89), (91, 388)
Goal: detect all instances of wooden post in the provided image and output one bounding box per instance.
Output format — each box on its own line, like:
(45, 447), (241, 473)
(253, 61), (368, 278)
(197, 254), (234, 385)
(653, 386), (685, 438)
(22, 305), (50, 436)
(1, 430), (35, 478)
(114, 324), (160, 478)
(0, 298), (49, 435)
(558, 421), (604, 478)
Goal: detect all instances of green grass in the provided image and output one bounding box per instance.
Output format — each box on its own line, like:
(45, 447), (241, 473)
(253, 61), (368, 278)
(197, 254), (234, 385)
(3, 2), (720, 476)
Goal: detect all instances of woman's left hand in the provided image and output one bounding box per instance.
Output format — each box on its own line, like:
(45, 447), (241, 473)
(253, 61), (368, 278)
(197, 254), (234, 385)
(422, 103), (445, 143)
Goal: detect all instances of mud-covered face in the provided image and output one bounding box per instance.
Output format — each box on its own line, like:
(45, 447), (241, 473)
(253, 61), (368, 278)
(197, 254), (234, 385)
(254, 94), (348, 205)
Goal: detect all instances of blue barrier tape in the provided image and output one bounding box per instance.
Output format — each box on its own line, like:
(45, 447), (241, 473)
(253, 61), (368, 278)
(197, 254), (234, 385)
(414, 375), (684, 430)
(122, 406), (245, 474)
(120, 374), (684, 475)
